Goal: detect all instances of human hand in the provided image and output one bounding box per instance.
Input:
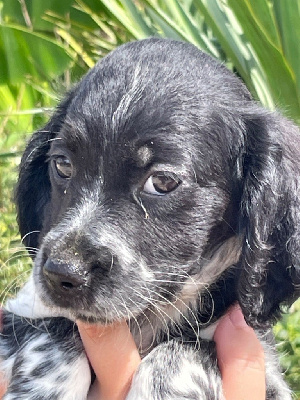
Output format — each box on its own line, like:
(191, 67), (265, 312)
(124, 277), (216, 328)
(0, 306), (266, 400)
(79, 306), (265, 400)
(0, 312), (140, 400)
(214, 305), (266, 400)
(77, 320), (141, 400)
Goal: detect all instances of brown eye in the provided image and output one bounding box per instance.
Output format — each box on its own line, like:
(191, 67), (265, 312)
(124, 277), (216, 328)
(53, 156), (73, 179)
(143, 172), (181, 195)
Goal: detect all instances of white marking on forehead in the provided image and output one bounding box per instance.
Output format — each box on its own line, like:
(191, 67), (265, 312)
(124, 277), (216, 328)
(112, 63), (144, 131)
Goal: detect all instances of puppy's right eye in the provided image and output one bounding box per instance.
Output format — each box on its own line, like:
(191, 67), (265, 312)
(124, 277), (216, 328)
(143, 172), (181, 195)
(53, 156), (73, 179)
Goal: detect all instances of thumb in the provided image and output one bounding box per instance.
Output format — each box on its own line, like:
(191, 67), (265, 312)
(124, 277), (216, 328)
(214, 306), (265, 400)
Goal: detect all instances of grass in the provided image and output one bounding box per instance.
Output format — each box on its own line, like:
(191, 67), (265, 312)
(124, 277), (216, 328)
(0, 152), (32, 304)
(274, 302), (300, 397)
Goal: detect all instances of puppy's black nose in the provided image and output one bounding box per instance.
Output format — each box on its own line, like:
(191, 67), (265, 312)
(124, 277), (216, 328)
(43, 259), (88, 290)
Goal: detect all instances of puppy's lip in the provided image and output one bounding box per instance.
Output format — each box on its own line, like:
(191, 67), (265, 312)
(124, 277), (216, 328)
(37, 290), (114, 323)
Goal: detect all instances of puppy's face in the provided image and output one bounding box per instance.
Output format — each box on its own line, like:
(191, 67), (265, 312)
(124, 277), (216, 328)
(38, 126), (228, 323)
(32, 40), (247, 323)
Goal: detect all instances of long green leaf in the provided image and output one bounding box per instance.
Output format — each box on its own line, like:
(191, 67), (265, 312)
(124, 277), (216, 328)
(145, 8), (186, 40)
(227, 0), (300, 119)
(244, 0), (281, 48)
(273, 1), (300, 101)
(194, 0), (264, 101)
(162, 0), (209, 47)
(96, 0), (154, 38)
(0, 24), (73, 84)
(145, 0), (220, 57)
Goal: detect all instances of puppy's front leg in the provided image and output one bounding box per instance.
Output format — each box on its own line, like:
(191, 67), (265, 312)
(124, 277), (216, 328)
(0, 311), (91, 400)
(126, 339), (222, 400)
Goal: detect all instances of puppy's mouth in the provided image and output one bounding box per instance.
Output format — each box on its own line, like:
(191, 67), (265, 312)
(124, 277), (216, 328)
(34, 252), (154, 324)
(35, 265), (114, 323)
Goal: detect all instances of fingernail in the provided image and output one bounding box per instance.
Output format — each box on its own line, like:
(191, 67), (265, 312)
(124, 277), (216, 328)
(229, 306), (248, 328)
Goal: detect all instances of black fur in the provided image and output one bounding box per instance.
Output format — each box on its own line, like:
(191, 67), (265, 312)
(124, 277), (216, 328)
(1, 38), (299, 399)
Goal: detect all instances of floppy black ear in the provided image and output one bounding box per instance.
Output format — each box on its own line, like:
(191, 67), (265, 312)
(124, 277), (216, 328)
(238, 110), (300, 328)
(16, 97), (73, 253)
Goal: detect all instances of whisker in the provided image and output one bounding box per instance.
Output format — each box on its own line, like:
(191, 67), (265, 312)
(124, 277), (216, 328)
(0, 246), (31, 255)
(1, 254), (33, 269)
(118, 293), (145, 351)
(0, 269), (32, 305)
(11, 313), (20, 348)
(47, 137), (62, 143)
(124, 290), (159, 352)
(130, 287), (183, 349)
(145, 285), (201, 350)
(21, 231), (41, 245)
(106, 297), (124, 323)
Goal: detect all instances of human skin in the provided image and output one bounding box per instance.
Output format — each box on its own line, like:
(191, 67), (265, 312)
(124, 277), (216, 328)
(0, 306), (265, 400)
(214, 306), (266, 400)
(77, 320), (141, 400)
(77, 306), (265, 400)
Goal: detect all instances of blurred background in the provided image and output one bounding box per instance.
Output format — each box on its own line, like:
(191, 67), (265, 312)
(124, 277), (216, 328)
(0, 0), (299, 396)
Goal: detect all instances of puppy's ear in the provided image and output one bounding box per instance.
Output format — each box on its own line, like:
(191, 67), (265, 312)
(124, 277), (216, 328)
(238, 111), (300, 328)
(16, 97), (72, 253)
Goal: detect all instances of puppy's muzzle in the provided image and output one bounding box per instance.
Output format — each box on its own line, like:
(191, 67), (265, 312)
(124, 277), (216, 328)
(43, 259), (90, 292)
(41, 244), (114, 306)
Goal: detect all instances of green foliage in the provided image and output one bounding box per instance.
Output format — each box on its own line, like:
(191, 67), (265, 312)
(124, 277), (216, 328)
(2, 0), (300, 122)
(42, 0), (300, 122)
(0, 0), (300, 396)
(274, 302), (300, 396)
(0, 149), (31, 304)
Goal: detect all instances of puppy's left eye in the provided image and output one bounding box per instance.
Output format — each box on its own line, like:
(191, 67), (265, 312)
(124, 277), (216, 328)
(143, 172), (181, 195)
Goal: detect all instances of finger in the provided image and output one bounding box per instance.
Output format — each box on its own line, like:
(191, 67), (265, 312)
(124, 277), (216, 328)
(214, 306), (266, 400)
(0, 377), (6, 399)
(77, 320), (141, 400)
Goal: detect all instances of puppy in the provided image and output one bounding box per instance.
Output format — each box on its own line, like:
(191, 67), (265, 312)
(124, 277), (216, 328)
(1, 38), (299, 399)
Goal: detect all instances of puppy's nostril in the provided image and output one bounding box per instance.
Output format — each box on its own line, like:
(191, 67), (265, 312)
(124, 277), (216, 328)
(61, 281), (75, 290)
(43, 259), (87, 290)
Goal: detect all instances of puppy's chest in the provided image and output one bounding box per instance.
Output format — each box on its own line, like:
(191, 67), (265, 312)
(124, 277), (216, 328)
(130, 310), (219, 358)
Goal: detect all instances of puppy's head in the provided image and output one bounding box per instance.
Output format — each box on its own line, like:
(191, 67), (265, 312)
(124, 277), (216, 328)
(16, 39), (300, 327)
